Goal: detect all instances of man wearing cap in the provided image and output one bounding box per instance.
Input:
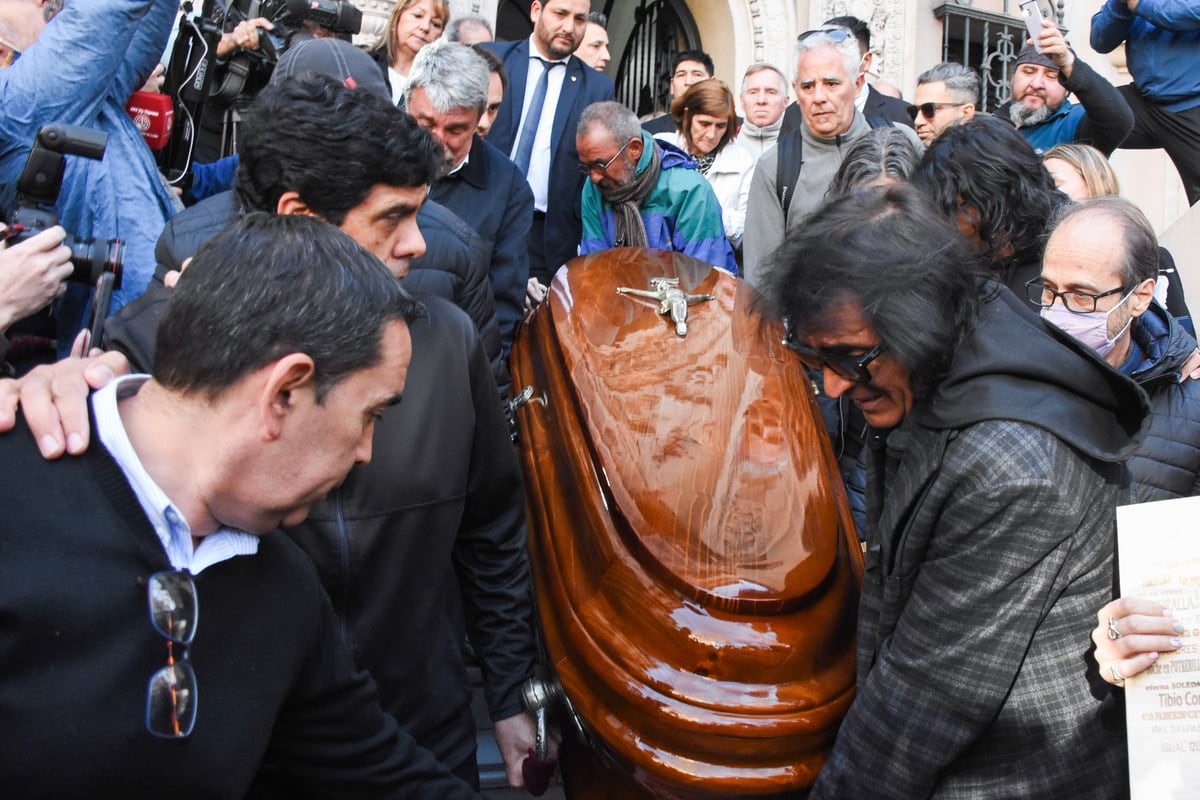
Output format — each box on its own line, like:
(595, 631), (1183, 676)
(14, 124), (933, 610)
(995, 18), (1133, 155)
(147, 38), (503, 393)
(93, 48), (542, 792)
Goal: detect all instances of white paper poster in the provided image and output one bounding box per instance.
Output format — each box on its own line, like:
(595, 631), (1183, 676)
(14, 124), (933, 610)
(1116, 497), (1200, 800)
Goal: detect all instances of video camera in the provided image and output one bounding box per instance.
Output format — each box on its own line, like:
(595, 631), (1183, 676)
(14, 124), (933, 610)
(6, 124), (125, 349)
(159, 0), (362, 181)
(9, 124), (124, 289)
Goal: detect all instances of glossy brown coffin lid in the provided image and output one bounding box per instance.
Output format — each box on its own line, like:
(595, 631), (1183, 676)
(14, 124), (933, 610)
(511, 248), (864, 797)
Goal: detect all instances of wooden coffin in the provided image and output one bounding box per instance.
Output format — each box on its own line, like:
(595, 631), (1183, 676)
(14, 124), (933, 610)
(509, 248), (864, 798)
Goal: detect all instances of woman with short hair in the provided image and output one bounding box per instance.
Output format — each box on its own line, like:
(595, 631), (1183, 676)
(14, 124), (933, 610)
(659, 79), (755, 251)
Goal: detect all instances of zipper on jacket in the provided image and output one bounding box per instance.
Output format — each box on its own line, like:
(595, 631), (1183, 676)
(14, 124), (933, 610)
(333, 487), (352, 647)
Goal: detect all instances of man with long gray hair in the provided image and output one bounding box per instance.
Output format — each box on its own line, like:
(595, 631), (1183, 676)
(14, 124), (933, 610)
(406, 40), (534, 359)
(576, 100), (736, 272)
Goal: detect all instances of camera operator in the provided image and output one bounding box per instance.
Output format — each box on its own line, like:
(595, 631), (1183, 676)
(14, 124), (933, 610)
(0, 0), (180, 356)
(0, 223), (71, 373)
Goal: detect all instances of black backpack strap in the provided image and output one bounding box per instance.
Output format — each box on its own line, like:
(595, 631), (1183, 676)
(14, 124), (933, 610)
(775, 117), (893, 218)
(774, 130), (803, 220)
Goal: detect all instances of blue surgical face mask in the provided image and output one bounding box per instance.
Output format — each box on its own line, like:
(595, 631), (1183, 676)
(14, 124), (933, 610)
(1040, 287), (1135, 359)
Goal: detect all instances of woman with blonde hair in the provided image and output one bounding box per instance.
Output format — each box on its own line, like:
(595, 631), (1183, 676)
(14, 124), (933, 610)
(1043, 143), (1120, 201)
(371, 0), (449, 105)
(659, 78), (755, 251)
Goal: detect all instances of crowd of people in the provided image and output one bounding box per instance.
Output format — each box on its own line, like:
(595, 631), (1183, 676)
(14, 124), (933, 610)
(0, 0), (1198, 795)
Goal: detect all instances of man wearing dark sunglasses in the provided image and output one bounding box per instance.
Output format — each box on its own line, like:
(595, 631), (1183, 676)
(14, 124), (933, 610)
(911, 62), (979, 145)
(0, 214), (481, 796)
(766, 185), (1148, 799)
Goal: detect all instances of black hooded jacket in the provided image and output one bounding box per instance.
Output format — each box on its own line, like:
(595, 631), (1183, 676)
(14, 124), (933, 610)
(814, 284), (1148, 799)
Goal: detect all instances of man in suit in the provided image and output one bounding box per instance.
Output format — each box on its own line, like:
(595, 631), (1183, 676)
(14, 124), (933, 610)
(780, 15), (912, 135)
(484, 0), (614, 299)
(406, 40), (534, 362)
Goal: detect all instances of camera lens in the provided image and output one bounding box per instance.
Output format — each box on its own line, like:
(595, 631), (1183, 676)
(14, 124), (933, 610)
(67, 236), (124, 288)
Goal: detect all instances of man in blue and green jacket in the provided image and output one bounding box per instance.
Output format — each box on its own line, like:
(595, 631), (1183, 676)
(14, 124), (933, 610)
(577, 101), (737, 274)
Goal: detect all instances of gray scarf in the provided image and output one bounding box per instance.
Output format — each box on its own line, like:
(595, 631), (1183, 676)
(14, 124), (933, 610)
(599, 139), (661, 248)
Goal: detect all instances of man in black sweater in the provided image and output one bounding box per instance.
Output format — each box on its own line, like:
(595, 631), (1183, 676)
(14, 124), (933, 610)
(5, 72), (543, 792)
(0, 214), (480, 797)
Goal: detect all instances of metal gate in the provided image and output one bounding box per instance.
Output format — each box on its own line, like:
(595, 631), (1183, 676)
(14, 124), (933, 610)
(933, 0), (1066, 113)
(615, 0), (696, 119)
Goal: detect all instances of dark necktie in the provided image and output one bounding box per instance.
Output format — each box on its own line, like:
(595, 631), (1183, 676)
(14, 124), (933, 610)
(513, 57), (560, 175)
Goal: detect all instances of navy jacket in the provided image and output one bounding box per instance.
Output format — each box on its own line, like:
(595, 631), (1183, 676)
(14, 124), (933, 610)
(431, 135), (534, 360)
(483, 39), (614, 278)
(1123, 301), (1200, 502)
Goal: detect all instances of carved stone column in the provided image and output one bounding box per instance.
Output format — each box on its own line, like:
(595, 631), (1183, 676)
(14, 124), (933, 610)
(819, 0), (906, 86)
(354, 0), (397, 50)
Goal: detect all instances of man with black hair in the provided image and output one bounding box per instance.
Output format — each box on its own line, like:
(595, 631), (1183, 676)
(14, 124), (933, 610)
(576, 11), (610, 71)
(0, 213), (481, 797)
(766, 184), (1145, 799)
(43, 71), (542, 792)
(780, 15), (911, 134)
(913, 116), (1069, 301)
(642, 49), (716, 135)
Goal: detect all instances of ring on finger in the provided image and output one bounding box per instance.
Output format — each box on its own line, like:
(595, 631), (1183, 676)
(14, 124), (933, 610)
(1107, 616), (1121, 640)
(1110, 664), (1125, 685)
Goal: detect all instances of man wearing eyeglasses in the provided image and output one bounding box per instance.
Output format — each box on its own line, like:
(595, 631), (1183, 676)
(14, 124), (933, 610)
(1037, 196), (1200, 501)
(576, 100), (737, 273)
(995, 17), (1133, 156)
(766, 184), (1147, 798)
(911, 62), (979, 146)
(0, 214), (481, 797)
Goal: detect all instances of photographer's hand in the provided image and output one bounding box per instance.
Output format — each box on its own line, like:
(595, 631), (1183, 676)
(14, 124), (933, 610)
(217, 17), (275, 59)
(0, 225), (73, 332)
(0, 340), (129, 457)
